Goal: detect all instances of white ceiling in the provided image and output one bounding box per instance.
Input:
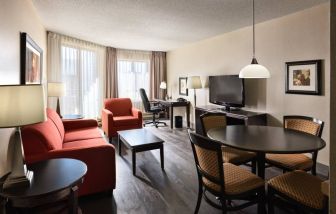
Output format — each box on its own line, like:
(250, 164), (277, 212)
(32, 0), (328, 51)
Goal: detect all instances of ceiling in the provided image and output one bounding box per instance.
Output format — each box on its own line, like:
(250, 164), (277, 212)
(32, 0), (328, 51)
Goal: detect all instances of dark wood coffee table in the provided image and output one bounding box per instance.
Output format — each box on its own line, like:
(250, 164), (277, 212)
(117, 128), (165, 175)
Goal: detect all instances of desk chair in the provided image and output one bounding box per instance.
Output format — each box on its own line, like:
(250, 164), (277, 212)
(139, 88), (167, 128)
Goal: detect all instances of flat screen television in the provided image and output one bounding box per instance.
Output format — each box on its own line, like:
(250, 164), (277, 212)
(209, 75), (245, 110)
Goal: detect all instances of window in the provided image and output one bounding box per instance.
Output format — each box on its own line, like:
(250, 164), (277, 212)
(117, 50), (151, 109)
(61, 45), (103, 118)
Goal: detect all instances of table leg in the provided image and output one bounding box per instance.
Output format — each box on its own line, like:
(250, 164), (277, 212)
(132, 150), (136, 175)
(69, 185), (79, 214)
(118, 135), (122, 156)
(256, 152), (266, 179)
(186, 103), (190, 128)
(170, 106), (174, 129)
(160, 145), (164, 170)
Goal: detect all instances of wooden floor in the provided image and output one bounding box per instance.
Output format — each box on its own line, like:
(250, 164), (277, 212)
(79, 124), (327, 214)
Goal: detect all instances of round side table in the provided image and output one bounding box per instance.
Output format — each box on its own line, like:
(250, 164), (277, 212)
(0, 158), (87, 213)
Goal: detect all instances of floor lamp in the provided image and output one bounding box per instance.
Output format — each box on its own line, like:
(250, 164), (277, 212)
(187, 76), (202, 106)
(0, 85), (46, 189)
(48, 82), (65, 117)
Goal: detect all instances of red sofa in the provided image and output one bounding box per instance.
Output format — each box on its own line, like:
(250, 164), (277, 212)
(21, 108), (116, 196)
(102, 98), (143, 140)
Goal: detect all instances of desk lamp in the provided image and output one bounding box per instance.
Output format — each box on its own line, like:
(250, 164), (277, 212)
(48, 82), (65, 117)
(0, 85), (46, 189)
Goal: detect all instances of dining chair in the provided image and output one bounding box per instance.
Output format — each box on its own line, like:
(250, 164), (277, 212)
(200, 112), (257, 173)
(188, 130), (265, 214)
(267, 170), (328, 214)
(266, 115), (324, 175)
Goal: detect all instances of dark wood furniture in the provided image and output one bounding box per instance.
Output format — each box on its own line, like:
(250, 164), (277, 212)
(195, 105), (267, 134)
(117, 129), (165, 175)
(268, 170), (328, 214)
(188, 131), (265, 213)
(207, 125), (326, 179)
(156, 99), (190, 129)
(1, 158), (87, 213)
(266, 115), (324, 175)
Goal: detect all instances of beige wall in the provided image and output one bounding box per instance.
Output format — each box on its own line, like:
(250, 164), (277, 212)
(167, 3), (330, 165)
(0, 0), (46, 176)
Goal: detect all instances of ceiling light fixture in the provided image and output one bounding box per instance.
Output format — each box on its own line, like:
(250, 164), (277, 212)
(239, 0), (270, 79)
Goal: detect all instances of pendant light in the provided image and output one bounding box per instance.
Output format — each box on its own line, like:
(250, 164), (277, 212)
(239, 0), (270, 79)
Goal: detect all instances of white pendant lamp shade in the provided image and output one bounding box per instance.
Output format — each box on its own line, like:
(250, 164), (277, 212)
(239, 59), (270, 79)
(239, 0), (270, 79)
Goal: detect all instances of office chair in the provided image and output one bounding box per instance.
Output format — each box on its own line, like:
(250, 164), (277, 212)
(139, 88), (167, 128)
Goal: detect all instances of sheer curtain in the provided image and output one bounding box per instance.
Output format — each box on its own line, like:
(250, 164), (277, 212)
(47, 32), (106, 119)
(117, 49), (151, 109)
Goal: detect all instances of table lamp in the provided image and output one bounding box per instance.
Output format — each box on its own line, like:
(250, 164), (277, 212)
(48, 82), (65, 117)
(159, 81), (168, 100)
(0, 85), (46, 189)
(187, 76), (202, 106)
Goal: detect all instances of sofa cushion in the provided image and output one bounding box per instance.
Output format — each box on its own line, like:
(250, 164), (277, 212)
(64, 127), (103, 143)
(113, 116), (140, 126)
(104, 98), (132, 116)
(47, 108), (65, 141)
(63, 138), (108, 149)
(22, 118), (63, 155)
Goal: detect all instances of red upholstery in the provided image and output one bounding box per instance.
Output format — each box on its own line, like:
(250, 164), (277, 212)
(21, 108), (116, 196)
(102, 98), (143, 138)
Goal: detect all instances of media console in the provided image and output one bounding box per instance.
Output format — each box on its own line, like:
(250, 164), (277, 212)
(195, 105), (267, 135)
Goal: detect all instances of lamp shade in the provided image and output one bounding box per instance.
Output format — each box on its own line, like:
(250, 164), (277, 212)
(239, 63), (270, 79)
(159, 81), (167, 89)
(48, 82), (65, 97)
(187, 76), (202, 89)
(0, 85), (46, 128)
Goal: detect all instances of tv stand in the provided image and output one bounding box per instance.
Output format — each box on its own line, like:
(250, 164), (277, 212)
(220, 106), (240, 112)
(195, 105), (267, 135)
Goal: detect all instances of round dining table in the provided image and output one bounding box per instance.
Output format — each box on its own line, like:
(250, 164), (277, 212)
(207, 125), (326, 179)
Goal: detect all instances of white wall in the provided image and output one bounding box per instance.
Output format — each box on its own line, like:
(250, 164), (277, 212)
(167, 3), (330, 165)
(0, 0), (46, 176)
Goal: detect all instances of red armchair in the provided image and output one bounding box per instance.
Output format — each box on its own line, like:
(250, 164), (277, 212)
(21, 108), (115, 196)
(102, 98), (143, 140)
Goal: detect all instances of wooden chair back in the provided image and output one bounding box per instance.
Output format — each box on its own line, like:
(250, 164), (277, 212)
(200, 112), (227, 136)
(188, 130), (225, 194)
(284, 115), (324, 137)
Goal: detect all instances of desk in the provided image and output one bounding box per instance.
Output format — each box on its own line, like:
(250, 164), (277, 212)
(156, 99), (190, 129)
(207, 126), (326, 179)
(1, 158), (87, 213)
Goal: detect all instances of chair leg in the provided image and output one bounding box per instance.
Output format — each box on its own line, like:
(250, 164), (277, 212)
(267, 187), (275, 214)
(252, 160), (256, 174)
(219, 198), (227, 214)
(258, 188), (266, 214)
(194, 180), (203, 214)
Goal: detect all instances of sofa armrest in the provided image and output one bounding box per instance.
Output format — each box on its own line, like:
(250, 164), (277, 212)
(102, 109), (114, 137)
(25, 144), (116, 194)
(63, 119), (98, 131)
(132, 107), (142, 119)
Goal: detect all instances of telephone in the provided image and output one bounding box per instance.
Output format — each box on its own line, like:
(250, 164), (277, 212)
(177, 97), (187, 102)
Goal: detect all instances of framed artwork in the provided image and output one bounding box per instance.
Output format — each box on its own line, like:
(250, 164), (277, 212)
(285, 60), (322, 95)
(20, 32), (43, 85)
(179, 77), (188, 96)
